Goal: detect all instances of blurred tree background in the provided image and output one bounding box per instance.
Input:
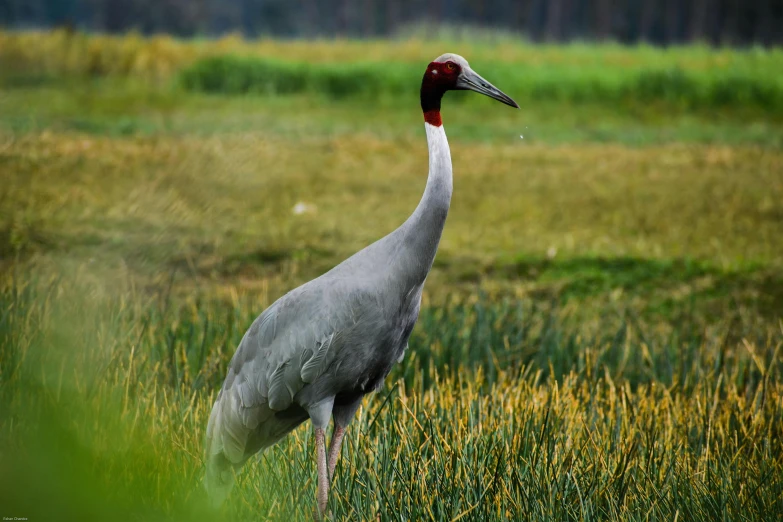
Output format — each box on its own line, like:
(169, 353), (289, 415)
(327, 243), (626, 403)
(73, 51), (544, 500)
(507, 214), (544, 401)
(0, 0), (780, 46)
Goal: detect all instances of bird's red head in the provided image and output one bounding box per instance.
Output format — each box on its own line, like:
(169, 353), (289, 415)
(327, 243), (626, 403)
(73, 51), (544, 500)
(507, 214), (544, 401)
(421, 53), (519, 127)
(425, 60), (463, 88)
(421, 60), (462, 127)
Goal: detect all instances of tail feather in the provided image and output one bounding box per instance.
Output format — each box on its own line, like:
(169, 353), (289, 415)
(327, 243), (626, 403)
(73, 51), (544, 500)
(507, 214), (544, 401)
(205, 452), (236, 508)
(204, 394), (236, 507)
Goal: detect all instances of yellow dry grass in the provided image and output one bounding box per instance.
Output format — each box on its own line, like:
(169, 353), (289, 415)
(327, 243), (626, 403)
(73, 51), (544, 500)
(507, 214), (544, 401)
(3, 129), (782, 299)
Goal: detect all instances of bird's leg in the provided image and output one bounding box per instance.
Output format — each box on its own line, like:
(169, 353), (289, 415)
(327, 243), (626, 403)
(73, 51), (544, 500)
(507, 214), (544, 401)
(315, 427), (329, 519)
(327, 425), (346, 481)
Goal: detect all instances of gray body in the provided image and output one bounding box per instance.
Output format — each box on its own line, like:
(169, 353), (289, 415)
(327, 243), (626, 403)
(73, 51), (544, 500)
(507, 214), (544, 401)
(205, 122), (453, 496)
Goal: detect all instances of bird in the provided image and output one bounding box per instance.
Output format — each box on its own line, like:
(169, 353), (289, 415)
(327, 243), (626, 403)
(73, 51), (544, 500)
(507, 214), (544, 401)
(204, 53), (518, 519)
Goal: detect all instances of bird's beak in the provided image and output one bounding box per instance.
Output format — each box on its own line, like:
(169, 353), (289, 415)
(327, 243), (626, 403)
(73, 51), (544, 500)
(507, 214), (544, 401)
(456, 68), (519, 109)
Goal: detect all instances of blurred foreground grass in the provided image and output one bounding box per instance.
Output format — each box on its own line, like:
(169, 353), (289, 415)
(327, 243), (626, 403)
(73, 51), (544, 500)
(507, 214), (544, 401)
(1, 30), (783, 521)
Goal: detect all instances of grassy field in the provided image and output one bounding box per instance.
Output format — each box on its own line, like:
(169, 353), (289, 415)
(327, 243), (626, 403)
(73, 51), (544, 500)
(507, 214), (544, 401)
(1, 31), (783, 521)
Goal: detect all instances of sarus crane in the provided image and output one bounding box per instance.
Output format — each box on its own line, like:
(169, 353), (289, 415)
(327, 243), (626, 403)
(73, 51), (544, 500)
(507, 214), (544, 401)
(205, 53), (518, 518)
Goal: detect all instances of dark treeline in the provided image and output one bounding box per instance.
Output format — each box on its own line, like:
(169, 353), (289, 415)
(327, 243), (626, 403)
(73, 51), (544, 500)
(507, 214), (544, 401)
(1, 0), (780, 46)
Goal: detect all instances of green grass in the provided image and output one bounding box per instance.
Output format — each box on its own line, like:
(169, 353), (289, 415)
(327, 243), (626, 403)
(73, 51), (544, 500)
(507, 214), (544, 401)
(2, 31), (783, 522)
(178, 55), (783, 114)
(2, 30), (782, 146)
(1, 80), (781, 146)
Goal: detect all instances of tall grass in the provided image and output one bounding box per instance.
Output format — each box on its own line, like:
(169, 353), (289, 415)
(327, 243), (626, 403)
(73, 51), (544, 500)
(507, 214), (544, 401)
(2, 30), (782, 112)
(178, 55), (783, 112)
(1, 275), (781, 521)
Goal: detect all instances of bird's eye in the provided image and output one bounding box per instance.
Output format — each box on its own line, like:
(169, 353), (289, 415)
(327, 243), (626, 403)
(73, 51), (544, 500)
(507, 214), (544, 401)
(445, 62), (455, 71)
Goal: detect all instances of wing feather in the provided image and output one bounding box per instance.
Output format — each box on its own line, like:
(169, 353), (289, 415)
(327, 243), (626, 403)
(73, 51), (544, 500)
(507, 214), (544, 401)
(267, 360), (292, 410)
(300, 333), (334, 383)
(207, 282), (370, 470)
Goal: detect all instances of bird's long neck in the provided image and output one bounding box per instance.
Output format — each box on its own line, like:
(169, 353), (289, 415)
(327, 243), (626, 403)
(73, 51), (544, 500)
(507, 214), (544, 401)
(396, 122), (453, 287)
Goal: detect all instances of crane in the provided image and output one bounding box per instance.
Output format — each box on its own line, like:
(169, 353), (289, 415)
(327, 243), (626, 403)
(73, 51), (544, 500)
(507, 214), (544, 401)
(204, 53), (518, 518)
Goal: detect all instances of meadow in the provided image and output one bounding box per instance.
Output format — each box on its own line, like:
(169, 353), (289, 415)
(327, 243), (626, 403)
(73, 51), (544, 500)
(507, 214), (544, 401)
(1, 30), (783, 521)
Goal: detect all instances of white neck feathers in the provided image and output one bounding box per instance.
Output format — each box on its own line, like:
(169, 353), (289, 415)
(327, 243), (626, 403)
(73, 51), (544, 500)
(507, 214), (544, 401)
(424, 123), (453, 208)
(396, 123), (453, 285)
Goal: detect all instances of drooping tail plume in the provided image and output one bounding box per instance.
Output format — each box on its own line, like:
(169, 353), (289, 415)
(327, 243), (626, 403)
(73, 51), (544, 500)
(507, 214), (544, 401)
(204, 396), (235, 507)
